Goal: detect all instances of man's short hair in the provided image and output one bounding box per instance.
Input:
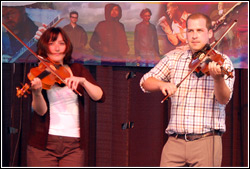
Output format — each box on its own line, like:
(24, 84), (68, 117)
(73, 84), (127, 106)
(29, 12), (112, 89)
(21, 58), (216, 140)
(186, 13), (212, 30)
(70, 11), (78, 17)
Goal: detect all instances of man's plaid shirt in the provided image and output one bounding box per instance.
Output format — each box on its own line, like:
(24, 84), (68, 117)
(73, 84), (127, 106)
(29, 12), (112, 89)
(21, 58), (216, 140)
(140, 48), (235, 134)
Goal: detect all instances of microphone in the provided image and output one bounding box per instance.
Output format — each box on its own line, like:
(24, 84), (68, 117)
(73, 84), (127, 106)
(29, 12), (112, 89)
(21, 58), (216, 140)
(156, 16), (166, 27)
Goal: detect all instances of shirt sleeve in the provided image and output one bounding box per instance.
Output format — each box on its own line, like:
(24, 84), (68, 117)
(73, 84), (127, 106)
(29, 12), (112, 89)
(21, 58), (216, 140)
(140, 55), (171, 93)
(222, 55), (235, 103)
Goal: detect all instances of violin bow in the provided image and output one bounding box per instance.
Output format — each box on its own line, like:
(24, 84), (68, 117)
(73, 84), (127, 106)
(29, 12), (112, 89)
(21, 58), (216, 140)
(161, 20), (237, 103)
(6, 16), (64, 63)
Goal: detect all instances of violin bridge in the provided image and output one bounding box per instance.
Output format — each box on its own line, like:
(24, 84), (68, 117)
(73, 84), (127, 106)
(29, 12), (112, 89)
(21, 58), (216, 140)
(49, 64), (57, 71)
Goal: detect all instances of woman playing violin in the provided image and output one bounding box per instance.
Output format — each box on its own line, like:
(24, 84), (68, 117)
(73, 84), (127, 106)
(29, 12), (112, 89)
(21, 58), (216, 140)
(140, 13), (235, 167)
(27, 27), (105, 167)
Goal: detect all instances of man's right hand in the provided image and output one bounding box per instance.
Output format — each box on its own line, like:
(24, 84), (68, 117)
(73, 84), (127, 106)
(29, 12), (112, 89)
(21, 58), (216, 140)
(159, 82), (177, 97)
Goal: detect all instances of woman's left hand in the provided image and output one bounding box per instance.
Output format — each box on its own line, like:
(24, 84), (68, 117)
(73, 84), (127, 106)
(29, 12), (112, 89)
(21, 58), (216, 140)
(65, 76), (87, 90)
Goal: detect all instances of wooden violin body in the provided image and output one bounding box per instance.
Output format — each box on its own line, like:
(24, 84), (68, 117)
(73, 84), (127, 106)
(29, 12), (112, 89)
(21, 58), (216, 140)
(16, 62), (71, 98)
(189, 44), (233, 78)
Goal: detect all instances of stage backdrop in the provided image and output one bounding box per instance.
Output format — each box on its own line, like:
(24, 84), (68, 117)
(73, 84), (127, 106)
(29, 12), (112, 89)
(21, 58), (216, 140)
(2, 1), (248, 68)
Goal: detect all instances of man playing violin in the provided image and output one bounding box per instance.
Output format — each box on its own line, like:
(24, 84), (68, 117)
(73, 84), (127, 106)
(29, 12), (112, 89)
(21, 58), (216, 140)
(140, 13), (235, 167)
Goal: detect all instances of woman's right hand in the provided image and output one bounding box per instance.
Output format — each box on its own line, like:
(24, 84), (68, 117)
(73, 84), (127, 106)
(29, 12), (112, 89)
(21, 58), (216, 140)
(30, 77), (42, 95)
(30, 77), (47, 116)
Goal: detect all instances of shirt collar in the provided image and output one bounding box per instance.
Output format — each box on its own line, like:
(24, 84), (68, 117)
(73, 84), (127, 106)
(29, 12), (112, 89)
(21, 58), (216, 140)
(185, 49), (192, 60)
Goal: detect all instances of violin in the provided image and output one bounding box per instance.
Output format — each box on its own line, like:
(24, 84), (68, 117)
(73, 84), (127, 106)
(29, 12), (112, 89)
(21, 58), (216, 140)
(16, 61), (73, 98)
(189, 44), (234, 78)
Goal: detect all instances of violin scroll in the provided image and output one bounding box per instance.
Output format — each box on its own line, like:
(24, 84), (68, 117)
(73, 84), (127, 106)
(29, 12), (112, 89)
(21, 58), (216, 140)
(221, 66), (234, 79)
(16, 83), (31, 98)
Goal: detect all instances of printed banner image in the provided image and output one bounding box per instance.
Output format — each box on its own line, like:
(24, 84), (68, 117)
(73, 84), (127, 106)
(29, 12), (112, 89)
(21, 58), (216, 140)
(2, 2), (248, 68)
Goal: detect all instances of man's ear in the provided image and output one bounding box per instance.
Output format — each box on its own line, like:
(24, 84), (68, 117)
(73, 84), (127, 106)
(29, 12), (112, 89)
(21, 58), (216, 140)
(208, 29), (213, 39)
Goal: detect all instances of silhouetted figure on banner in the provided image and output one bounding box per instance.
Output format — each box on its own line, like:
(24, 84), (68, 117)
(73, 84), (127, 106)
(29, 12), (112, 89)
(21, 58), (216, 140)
(90, 3), (129, 63)
(63, 11), (88, 61)
(26, 27), (105, 167)
(134, 8), (160, 65)
(140, 13), (235, 167)
(158, 2), (190, 50)
(2, 2), (38, 62)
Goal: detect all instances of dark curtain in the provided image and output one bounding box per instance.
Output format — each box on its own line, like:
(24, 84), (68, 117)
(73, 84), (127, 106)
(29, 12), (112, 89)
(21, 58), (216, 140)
(2, 63), (248, 167)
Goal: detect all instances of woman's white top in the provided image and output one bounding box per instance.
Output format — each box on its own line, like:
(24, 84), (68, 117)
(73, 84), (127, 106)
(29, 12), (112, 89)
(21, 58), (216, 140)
(47, 84), (80, 138)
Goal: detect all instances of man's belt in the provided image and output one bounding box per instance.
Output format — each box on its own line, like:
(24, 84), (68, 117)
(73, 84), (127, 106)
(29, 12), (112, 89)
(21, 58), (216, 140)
(170, 130), (222, 142)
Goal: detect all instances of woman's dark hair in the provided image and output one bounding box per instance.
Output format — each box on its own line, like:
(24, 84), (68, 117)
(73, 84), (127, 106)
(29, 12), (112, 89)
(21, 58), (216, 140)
(37, 27), (73, 64)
